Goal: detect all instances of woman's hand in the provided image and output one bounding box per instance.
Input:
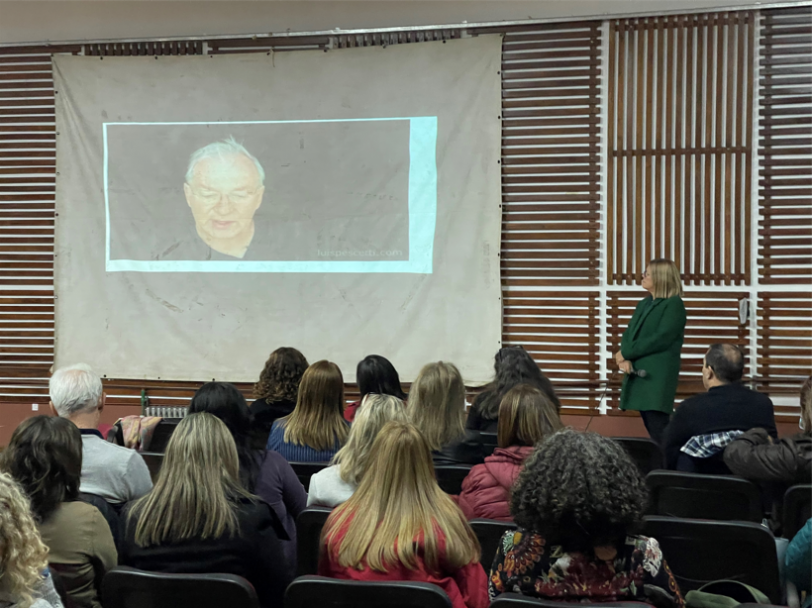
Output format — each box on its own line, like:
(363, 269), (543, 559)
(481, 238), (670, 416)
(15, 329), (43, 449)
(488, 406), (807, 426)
(619, 360), (634, 375)
(614, 350), (625, 365)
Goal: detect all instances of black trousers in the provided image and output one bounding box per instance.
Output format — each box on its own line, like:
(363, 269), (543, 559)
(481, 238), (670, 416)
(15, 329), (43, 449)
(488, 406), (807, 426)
(640, 410), (670, 446)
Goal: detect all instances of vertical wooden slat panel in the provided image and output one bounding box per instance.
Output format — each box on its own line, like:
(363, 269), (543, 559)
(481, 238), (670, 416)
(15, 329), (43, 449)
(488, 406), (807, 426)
(724, 15), (736, 282)
(645, 19), (655, 265)
(608, 22), (617, 282)
(635, 21), (645, 280)
(714, 14), (725, 282)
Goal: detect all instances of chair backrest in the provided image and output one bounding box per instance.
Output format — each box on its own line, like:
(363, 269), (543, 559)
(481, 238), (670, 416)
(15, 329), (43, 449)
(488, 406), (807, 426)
(102, 566), (259, 608)
(289, 462), (329, 492)
(612, 437), (663, 475)
(296, 506), (333, 576)
(145, 418), (181, 452)
(140, 452), (164, 483)
(469, 518), (517, 570)
(79, 493), (120, 547)
(641, 516), (780, 604)
(490, 594), (654, 607)
(481, 432), (499, 457)
(783, 483), (812, 539)
(646, 470), (763, 522)
(285, 575), (452, 608)
(434, 465), (472, 495)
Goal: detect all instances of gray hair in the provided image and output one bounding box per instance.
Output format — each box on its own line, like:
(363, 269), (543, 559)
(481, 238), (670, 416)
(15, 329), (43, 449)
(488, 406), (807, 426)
(49, 364), (103, 417)
(185, 137), (265, 186)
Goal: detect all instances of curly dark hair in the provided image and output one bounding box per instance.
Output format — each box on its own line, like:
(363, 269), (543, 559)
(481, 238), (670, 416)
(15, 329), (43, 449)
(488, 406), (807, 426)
(253, 347), (309, 402)
(474, 347), (561, 420)
(2, 416), (82, 523)
(511, 429), (649, 553)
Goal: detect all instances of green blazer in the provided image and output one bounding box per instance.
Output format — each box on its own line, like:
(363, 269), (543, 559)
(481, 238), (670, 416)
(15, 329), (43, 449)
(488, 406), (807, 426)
(619, 295), (687, 414)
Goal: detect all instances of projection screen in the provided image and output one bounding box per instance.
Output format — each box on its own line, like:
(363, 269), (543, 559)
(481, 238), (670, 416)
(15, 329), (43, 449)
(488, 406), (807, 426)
(53, 36), (503, 383)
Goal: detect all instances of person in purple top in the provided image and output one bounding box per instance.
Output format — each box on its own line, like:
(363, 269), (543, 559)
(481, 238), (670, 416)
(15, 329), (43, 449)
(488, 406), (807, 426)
(188, 382), (306, 572)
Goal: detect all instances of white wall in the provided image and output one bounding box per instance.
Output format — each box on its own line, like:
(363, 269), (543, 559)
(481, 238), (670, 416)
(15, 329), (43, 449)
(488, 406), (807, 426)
(0, 0), (792, 45)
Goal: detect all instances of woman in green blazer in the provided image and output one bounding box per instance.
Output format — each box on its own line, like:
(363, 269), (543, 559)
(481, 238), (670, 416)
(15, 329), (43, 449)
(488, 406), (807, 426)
(615, 259), (686, 445)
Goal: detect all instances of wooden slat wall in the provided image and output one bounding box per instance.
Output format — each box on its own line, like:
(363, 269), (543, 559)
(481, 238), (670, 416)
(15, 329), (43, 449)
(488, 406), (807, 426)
(498, 22), (602, 287)
(607, 12), (754, 286)
(758, 6), (812, 285)
(757, 292), (812, 416)
(606, 290), (751, 407)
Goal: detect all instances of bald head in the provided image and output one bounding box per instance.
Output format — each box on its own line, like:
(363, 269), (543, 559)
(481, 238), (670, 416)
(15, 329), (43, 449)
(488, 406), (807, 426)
(704, 343), (745, 384)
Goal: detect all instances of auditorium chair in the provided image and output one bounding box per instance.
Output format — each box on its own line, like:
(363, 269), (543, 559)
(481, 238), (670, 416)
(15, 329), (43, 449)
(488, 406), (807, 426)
(102, 566), (259, 608)
(140, 452), (164, 483)
(145, 418), (182, 452)
(469, 518), (517, 569)
(434, 465), (471, 495)
(289, 462), (328, 492)
(480, 432), (499, 457)
(284, 575), (452, 608)
(612, 437), (663, 475)
(641, 516), (781, 604)
(782, 483), (811, 539)
(296, 506), (332, 576)
(645, 470), (763, 522)
(490, 596), (653, 607)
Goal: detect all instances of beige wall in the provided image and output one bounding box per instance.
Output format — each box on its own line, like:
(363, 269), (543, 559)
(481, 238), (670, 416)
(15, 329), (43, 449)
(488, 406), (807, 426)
(0, 0), (792, 45)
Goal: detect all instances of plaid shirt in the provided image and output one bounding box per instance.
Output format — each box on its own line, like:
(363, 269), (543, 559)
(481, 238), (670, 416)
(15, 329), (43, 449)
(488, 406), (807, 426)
(680, 430), (745, 458)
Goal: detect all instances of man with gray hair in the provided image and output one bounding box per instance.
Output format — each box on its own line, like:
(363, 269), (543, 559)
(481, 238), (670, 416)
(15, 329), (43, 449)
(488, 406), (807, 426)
(49, 364), (152, 505)
(181, 137), (266, 258)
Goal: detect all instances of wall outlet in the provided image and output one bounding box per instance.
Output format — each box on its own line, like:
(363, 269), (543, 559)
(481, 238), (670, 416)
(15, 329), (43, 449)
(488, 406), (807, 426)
(31, 403), (39, 411)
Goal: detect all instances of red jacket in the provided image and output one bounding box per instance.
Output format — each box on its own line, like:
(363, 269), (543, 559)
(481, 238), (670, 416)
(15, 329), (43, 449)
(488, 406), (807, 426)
(319, 523), (488, 608)
(457, 446), (534, 522)
(343, 401), (361, 423)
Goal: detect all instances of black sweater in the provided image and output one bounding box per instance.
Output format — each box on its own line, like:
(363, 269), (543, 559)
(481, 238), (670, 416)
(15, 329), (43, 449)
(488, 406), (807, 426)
(662, 383), (777, 469)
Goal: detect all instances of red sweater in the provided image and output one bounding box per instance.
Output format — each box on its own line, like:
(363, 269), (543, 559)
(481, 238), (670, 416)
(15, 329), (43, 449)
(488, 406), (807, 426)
(319, 523), (489, 608)
(457, 446), (534, 522)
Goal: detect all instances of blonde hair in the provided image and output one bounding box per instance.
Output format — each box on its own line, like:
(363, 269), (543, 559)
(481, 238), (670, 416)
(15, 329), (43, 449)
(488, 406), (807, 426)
(408, 361), (466, 452)
(648, 258), (684, 299)
(322, 421), (480, 573)
(281, 360), (349, 452)
(497, 384), (564, 448)
(333, 394), (408, 485)
(0, 473), (49, 608)
(129, 413), (252, 547)
(801, 375), (812, 436)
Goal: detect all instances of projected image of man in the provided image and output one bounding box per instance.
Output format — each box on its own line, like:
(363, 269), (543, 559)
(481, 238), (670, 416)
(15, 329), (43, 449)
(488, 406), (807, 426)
(183, 138), (265, 259)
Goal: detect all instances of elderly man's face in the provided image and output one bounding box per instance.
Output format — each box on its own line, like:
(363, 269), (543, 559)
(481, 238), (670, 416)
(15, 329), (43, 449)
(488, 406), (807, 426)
(183, 154), (265, 242)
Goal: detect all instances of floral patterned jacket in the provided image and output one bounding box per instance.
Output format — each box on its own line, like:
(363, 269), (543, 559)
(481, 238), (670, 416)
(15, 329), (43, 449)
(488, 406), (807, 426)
(489, 530), (684, 608)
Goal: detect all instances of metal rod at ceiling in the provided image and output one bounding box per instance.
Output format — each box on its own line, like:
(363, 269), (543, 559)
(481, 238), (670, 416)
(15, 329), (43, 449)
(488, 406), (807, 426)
(0, 0), (809, 48)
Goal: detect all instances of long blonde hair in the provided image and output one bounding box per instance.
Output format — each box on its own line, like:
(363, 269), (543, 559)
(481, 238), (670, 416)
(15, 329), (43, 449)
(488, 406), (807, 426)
(129, 413), (252, 547)
(281, 360), (349, 451)
(322, 421), (480, 573)
(408, 361), (466, 452)
(497, 384), (564, 448)
(648, 258), (684, 299)
(0, 473), (49, 608)
(333, 394), (408, 485)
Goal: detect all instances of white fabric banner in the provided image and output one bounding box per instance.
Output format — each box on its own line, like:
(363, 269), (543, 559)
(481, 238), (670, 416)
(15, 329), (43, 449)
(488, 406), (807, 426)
(53, 36), (502, 383)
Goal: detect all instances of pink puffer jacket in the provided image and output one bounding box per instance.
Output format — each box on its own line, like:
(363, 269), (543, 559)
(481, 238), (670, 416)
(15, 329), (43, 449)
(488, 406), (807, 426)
(457, 445), (534, 522)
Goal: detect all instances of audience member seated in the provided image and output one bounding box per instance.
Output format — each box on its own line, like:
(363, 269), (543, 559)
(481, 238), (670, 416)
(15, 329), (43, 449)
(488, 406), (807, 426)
(308, 394), (408, 507)
(724, 374), (812, 485)
(662, 344), (776, 473)
(251, 347), (308, 441)
(489, 429), (683, 607)
(409, 361), (484, 466)
(120, 413), (291, 608)
(48, 364), (152, 505)
(319, 421), (489, 608)
(3, 417), (116, 608)
(267, 360), (350, 462)
(466, 347), (560, 433)
(343, 354), (408, 423)
(0, 472), (64, 608)
(458, 384), (562, 521)
(188, 382), (307, 569)
(786, 518), (811, 608)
